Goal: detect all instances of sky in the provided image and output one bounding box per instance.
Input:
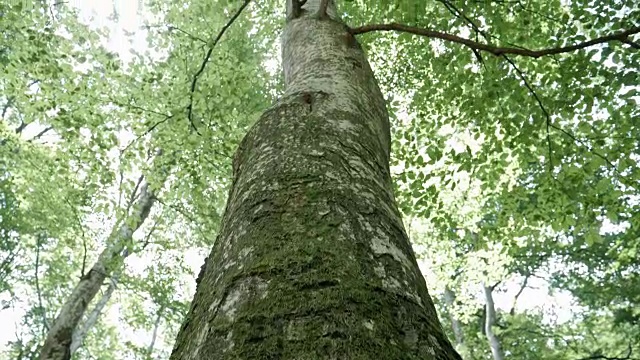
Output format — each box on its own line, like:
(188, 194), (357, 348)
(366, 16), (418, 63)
(0, 0), (588, 355)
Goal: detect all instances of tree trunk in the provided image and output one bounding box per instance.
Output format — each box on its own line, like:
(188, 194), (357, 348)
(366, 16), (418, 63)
(39, 179), (157, 360)
(69, 275), (119, 354)
(483, 283), (504, 360)
(170, 1), (461, 359)
(443, 286), (466, 353)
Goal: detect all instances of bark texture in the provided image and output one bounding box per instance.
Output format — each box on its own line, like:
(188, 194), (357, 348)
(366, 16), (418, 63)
(39, 180), (156, 360)
(170, 1), (461, 359)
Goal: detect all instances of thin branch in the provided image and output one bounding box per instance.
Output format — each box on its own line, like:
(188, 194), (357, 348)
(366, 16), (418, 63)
(435, 0), (555, 172)
(128, 175), (145, 212)
(144, 24), (208, 44)
(109, 100), (175, 154)
(501, 54), (629, 190)
(15, 121), (27, 134)
(444, 3), (629, 187)
(167, 25), (208, 44)
(81, 236), (88, 278)
(436, 0), (520, 49)
(502, 56), (555, 174)
(509, 274), (529, 315)
(490, 280), (501, 291)
(186, 0), (252, 134)
(27, 126), (53, 142)
(120, 114), (173, 154)
(350, 23), (640, 58)
(116, 170), (124, 214)
(141, 217), (160, 250)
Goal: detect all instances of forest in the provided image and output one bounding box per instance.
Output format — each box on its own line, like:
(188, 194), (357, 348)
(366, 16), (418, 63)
(0, 0), (638, 359)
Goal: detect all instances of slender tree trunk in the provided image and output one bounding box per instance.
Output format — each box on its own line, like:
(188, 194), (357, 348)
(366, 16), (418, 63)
(69, 275), (119, 354)
(170, 1), (460, 359)
(148, 305), (165, 356)
(443, 286), (465, 350)
(39, 180), (157, 360)
(483, 283), (504, 360)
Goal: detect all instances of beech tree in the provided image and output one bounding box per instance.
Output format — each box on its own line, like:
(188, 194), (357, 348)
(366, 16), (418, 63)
(170, 0), (462, 358)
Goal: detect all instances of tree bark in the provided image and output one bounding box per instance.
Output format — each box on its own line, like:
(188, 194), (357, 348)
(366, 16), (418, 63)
(170, 1), (461, 359)
(39, 180), (157, 360)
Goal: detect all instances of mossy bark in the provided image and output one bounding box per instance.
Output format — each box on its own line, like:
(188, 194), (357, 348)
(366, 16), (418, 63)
(170, 1), (461, 359)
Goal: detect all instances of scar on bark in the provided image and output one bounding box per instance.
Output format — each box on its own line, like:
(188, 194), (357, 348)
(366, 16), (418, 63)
(301, 92), (330, 112)
(302, 92), (313, 112)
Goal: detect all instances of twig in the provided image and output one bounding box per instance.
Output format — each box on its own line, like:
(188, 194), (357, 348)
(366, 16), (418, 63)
(141, 217), (160, 250)
(186, 0), (252, 134)
(436, 0), (521, 49)
(120, 114), (173, 154)
(350, 23), (640, 58)
(167, 25), (208, 44)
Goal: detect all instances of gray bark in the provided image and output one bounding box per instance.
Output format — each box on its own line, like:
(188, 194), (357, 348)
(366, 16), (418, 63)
(483, 283), (504, 360)
(39, 180), (157, 360)
(170, 1), (460, 359)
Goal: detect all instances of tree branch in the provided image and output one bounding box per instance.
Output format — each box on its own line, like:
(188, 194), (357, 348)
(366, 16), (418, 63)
(509, 274), (529, 315)
(501, 55), (555, 174)
(186, 0), (251, 134)
(350, 23), (640, 58)
(27, 126), (53, 142)
(622, 39), (640, 50)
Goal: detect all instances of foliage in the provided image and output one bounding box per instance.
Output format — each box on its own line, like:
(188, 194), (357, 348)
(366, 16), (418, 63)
(0, 0), (638, 358)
